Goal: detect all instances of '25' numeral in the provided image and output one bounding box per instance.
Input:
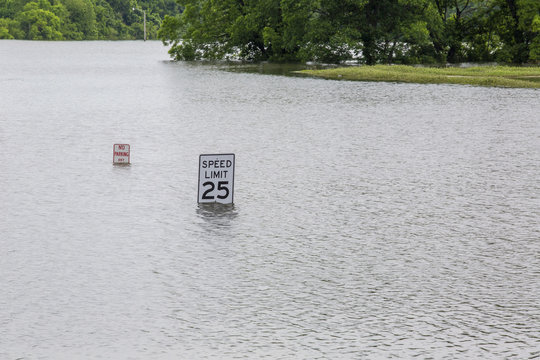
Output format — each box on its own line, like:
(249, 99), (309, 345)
(202, 181), (230, 200)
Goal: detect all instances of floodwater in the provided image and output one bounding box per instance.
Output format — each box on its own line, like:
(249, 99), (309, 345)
(0, 41), (539, 359)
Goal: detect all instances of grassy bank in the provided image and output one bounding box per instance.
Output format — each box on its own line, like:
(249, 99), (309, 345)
(299, 65), (540, 88)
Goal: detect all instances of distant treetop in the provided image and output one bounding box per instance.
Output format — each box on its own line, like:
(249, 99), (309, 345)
(0, 0), (181, 40)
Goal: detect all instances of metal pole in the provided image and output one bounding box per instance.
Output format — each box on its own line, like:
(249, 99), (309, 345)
(143, 10), (146, 41)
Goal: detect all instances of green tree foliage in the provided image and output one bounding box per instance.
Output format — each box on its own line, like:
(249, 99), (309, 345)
(61, 0), (96, 39)
(354, 0), (434, 64)
(16, 0), (63, 40)
(299, 0), (366, 63)
(158, 0), (540, 63)
(494, 0), (540, 63)
(0, 0), (181, 40)
(0, 17), (23, 38)
(530, 14), (540, 61)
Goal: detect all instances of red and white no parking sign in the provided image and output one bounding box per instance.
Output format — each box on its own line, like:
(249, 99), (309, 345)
(113, 144), (130, 164)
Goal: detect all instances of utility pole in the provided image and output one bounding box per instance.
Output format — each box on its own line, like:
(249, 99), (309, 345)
(143, 10), (146, 41)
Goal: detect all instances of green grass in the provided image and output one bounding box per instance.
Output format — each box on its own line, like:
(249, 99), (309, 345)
(299, 65), (540, 88)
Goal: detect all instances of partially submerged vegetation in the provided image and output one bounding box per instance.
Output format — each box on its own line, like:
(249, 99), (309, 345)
(300, 65), (540, 88)
(160, 0), (540, 65)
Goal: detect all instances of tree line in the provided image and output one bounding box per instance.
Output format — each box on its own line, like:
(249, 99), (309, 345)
(0, 0), (180, 40)
(158, 0), (539, 64)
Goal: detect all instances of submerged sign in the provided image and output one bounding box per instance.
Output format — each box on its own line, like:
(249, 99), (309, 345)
(113, 144), (130, 164)
(198, 153), (235, 204)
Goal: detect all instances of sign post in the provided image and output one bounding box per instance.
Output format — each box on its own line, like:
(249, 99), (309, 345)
(198, 154), (235, 204)
(113, 144), (130, 164)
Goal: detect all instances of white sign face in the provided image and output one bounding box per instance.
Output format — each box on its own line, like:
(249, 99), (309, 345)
(113, 144), (130, 164)
(198, 154), (235, 204)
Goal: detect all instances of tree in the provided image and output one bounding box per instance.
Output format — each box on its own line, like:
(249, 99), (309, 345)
(62, 0), (97, 38)
(0, 17), (24, 38)
(530, 14), (540, 61)
(299, 0), (366, 63)
(484, 0), (539, 63)
(426, 0), (479, 63)
(16, 0), (63, 40)
(0, 18), (14, 38)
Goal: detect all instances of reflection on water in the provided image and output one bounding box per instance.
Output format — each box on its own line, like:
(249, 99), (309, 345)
(196, 203), (238, 228)
(0, 41), (539, 359)
(221, 62), (336, 76)
(179, 60), (339, 77)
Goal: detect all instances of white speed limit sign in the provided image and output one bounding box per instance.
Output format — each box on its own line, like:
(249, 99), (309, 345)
(198, 154), (235, 204)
